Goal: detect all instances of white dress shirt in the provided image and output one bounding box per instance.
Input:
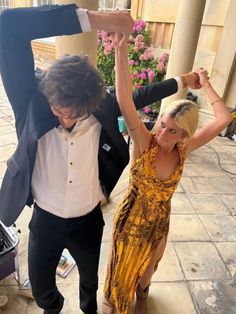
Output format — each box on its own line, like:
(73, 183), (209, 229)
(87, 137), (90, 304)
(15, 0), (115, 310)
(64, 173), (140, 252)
(32, 115), (103, 218)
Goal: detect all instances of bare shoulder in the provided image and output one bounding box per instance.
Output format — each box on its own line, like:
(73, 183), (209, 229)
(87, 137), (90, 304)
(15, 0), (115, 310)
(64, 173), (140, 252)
(131, 129), (152, 161)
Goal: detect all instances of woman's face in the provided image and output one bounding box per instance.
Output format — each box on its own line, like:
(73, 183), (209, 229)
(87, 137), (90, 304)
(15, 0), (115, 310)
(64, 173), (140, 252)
(155, 114), (185, 146)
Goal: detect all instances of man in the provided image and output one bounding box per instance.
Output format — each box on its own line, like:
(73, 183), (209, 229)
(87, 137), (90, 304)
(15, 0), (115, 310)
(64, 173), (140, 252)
(0, 4), (199, 314)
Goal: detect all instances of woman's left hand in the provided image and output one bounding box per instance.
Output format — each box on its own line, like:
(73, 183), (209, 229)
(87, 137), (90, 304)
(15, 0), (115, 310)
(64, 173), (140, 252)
(110, 32), (125, 47)
(194, 67), (209, 87)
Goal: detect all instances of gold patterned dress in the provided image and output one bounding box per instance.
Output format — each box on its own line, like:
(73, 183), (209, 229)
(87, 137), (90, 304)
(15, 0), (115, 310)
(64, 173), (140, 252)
(104, 134), (186, 314)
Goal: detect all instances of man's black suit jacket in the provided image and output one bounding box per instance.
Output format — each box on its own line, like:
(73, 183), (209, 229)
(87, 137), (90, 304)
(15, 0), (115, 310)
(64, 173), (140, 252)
(0, 4), (178, 226)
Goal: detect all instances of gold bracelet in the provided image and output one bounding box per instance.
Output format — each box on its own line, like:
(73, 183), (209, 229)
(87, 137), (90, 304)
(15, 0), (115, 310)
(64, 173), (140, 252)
(129, 120), (141, 131)
(211, 98), (222, 105)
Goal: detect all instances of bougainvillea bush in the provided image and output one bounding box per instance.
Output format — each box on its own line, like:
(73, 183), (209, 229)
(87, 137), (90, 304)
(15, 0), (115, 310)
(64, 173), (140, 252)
(97, 19), (169, 114)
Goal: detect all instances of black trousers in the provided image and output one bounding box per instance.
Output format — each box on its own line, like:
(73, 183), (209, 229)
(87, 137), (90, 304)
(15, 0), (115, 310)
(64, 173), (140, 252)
(28, 203), (104, 314)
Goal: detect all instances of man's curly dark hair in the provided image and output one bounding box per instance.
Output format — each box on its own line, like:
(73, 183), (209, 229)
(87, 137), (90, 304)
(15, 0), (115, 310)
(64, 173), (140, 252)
(40, 55), (105, 118)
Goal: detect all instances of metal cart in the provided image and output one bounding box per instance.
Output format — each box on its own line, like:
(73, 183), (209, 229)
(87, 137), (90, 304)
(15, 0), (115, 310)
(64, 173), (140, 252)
(0, 221), (20, 282)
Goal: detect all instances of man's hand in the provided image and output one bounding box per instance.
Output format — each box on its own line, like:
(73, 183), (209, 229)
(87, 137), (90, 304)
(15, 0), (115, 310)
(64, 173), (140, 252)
(194, 67), (210, 87)
(180, 71), (201, 89)
(88, 10), (134, 45)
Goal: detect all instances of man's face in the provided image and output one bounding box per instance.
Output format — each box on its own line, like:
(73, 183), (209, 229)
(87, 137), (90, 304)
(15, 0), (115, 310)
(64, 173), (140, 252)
(50, 106), (79, 128)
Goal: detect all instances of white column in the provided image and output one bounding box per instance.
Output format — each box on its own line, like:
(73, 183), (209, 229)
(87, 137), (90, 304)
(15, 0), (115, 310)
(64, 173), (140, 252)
(161, 0), (206, 108)
(55, 0), (99, 67)
(209, 0), (236, 105)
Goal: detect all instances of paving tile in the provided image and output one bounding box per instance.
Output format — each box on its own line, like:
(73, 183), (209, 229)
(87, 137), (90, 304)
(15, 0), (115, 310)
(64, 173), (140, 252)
(0, 144), (16, 162)
(175, 181), (184, 192)
(220, 194), (236, 215)
(174, 242), (230, 280)
(0, 111), (8, 118)
(188, 193), (228, 214)
(188, 280), (236, 314)
(131, 282), (197, 314)
(152, 241), (184, 282)
(199, 215), (236, 241)
(189, 177), (217, 194)
(211, 136), (234, 147)
(182, 163), (198, 177)
(215, 242), (236, 276)
(0, 161), (7, 178)
(0, 108), (13, 115)
(0, 117), (10, 127)
(188, 152), (216, 165)
(171, 192), (195, 214)
(180, 177), (197, 193)
(98, 241), (112, 285)
(170, 215), (210, 241)
(0, 285), (29, 314)
(0, 132), (17, 146)
(102, 212), (115, 241)
(212, 152), (236, 165)
(219, 163), (236, 176)
(191, 161), (227, 177)
(193, 176), (236, 194)
(101, 200), (118, 214)
(0, 125), (16, 135)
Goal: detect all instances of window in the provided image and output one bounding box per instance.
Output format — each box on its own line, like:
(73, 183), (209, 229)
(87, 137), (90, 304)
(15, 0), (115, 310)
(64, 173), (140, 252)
(0, 0), (10, 13)
(99, 0), (131, 12)
(32, 0), (55, 6)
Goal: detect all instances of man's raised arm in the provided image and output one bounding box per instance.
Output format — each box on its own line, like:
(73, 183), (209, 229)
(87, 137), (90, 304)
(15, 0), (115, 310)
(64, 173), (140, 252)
(0, 4), (83, 123)
(132, 72), (200, 110)
(0, 4), (133, 123)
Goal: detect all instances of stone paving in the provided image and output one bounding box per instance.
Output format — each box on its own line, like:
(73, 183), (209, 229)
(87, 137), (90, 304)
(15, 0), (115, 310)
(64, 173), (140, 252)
(0, 76), (236, 313)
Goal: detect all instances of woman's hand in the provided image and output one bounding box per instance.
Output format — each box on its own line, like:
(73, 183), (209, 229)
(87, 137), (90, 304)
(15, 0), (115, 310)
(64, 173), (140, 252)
(110, 32), (124, 47)
(194, 67), (210, 87)
(88, 10), (134, 46)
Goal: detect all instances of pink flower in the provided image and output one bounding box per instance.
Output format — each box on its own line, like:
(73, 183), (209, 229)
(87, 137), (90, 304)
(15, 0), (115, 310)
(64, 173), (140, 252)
(128, 60), (135, 66)
(104, 42), (114, 55)
(131, 72), (139, 79)
(140, 72), (147, 80)
(139, 54), (145, 61)
(139, 48), (154, 61)
(148, 69), (155, 81)
(101, 31), (109, 42)
(133, 20), (146, 33)
(135, 34), (144, 42)
(157, 62), (166, 74)
(135, 83), (141, 89)
(134, 41), (145, 50)
(144, 106), (151, 113)
(158, 52), (169, 65)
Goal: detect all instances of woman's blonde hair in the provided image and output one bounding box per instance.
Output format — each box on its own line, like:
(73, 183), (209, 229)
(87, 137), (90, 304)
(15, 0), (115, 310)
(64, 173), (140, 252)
(160, 99), (199, 137)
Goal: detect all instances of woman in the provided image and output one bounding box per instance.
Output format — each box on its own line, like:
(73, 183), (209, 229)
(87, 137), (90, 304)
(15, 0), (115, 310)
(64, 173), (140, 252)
(103, 34), (232, 314)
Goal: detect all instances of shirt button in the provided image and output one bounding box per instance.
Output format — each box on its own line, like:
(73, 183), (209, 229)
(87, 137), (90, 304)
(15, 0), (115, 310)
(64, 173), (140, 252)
(71, 142), (73, 145)
(70, 162), (73, 165)
(69, 180), (72, 183)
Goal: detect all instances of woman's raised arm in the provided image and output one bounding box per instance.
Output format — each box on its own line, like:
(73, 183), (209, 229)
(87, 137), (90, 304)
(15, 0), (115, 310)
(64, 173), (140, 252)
(186, 69), (233, 154)
(114, 34), (151, 159)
